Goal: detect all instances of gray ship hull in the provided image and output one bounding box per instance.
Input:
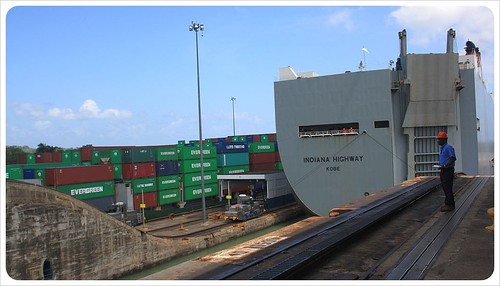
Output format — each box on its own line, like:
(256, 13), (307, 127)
(274, 29), (493, 216)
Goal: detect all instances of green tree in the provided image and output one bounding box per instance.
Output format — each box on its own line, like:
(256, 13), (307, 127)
(6, 146), (25, 165)
(36, 143), (59, 153)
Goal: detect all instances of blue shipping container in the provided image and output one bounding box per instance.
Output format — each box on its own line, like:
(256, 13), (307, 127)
(156, 161), (179, 176)
(215, 142), (248, 154)
(23, 169), (35, 179)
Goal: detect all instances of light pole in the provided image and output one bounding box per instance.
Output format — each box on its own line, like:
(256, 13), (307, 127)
(230, 97), (236, 136)
(189, 21), (207, 224)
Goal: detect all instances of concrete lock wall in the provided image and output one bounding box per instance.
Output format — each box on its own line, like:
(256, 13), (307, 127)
(5, 180), (301, 280)
(5, 181), (170, 279)
(5, 180), (209, 280)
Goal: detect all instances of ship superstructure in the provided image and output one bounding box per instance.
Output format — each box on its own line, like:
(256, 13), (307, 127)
(274, 29), (494, 216)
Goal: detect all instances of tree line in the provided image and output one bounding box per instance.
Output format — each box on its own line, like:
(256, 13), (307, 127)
(5, 143), (88, 165)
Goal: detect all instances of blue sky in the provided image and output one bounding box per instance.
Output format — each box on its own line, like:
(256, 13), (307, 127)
(2, 2), (498, 149)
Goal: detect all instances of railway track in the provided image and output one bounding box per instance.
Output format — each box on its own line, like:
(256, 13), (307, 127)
(383, 176), (488, 280)
(191, 175), (484, 280)
(139, 209), (229, 238)
(140, 203), (298, 238)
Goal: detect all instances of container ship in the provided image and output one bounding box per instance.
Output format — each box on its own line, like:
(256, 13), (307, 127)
(274, 28), (494, 216)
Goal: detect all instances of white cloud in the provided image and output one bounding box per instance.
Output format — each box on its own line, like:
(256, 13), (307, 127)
(12, 99), (132, 120)
(78, 99), (132, 119)
(328, 10), (355, 32)
(48, 107), (77, 120)
(12, 102), (45, 118)
(79, 99), (101, 116)
(390, 6), (494, 49)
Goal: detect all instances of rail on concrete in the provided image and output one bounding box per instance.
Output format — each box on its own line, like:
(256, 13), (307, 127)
(384, 176), (489, 280)
(207, 177), (441, 280)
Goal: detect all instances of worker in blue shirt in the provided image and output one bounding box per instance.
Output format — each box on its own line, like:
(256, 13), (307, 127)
(437, 131), (456, 212)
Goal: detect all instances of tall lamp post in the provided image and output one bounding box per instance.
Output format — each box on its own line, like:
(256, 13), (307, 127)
(230, 97), (236, 136)
(189, 21), (207, 224)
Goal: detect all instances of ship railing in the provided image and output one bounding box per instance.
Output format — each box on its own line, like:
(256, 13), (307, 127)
(299, 129), (359, 138)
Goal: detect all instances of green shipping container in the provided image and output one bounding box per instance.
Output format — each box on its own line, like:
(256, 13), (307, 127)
(218, 165), (250, 175)
(181, 170), (218, 187)
(61, 150), (73, 163)
(261, 134), (269, 142)
(35, 169), (45, 183)
(183, 183), (218, 201)
(248, 142), (275, 153)
(26, 153), (36, 164)
(122, 147), (155, 163)
(157, 175), (179, 191)
(6, 166), (23, 179)
(91, 150), (111, 165)
(158, 189), (180, 205)
(176, 145), (216, 160)
(231, 136), (246, 142)
(178, 158), (217, 174)
(113, 164), (123, 180)
(72, 150), (81, 163)
(217, 153), (249, 167)
(131, 177), (157, 194)
(110, 149), (122, 164)
(56, 181), (114, 200)
(156, 147), (178, 161)
(21, 162), (78, 170)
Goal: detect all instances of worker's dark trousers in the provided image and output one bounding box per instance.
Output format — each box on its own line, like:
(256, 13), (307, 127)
(440, 167), (455, 207)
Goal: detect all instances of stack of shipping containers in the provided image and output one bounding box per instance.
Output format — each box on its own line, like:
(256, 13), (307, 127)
(156, 146), (180, 207)
(5, 132), (291, 219)
(44, 164), (115, 211)
(215, 136), (250, 175)
(90, 148), (123, 179)
(177, 141), (218, 204)
(215, 136), (251, 200)
(248, 134), (277, 172)
(121, 147), (158, 210)
(8, 151), (81, 184)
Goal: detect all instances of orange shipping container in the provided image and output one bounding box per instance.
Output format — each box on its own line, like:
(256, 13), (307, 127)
(79, 146), (93, 162)
(250, 162), (276, 172)
(45, 165), (114, 186)
(249, 153), (276, 164)
(122, 162), (156, 179)
(133, 191), (158, 210)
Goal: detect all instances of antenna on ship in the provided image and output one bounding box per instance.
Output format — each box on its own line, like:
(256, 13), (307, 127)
(358, 60), (364, 71)
(360, 47), (369, 71)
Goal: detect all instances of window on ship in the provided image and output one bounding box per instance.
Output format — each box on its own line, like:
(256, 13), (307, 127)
(298, 123), (359, 138)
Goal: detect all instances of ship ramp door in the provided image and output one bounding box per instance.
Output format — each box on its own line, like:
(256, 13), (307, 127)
(408, 127), (446, 178)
